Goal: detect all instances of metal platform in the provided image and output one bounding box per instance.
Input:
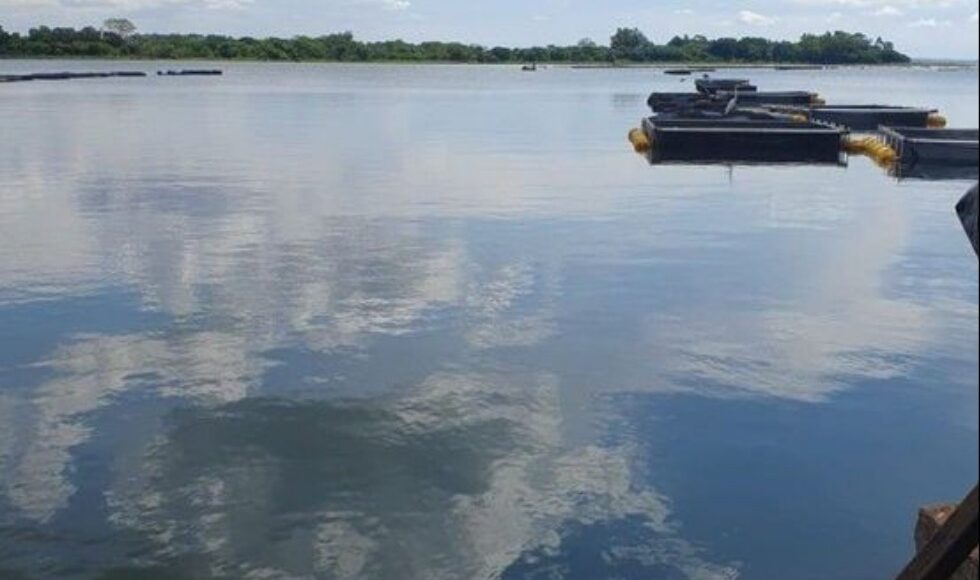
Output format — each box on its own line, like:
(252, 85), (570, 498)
(641, 117), (847, 164)
(879, 126), (979, 166)
(769, 105), (935, 131)
(694, 78), (757, 95)
(715, 91), (817, 106)
(648, 91), (818, 114)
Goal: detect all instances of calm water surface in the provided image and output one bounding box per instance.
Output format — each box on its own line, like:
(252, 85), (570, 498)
(1, 62), (978, 580)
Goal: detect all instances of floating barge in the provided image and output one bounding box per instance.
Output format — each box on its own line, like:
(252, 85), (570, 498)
(879, 127), (979, 166)
(695, 78), (757, 95)
(647, 92), (711, 112)
(716, 90), (817, 106)
(769, 105), (935, 131)
(648, 91), (819, 114)
(640, 116), (847, 163)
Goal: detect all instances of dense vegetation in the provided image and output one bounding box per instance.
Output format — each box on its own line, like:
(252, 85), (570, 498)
(1, 22), (910, 64)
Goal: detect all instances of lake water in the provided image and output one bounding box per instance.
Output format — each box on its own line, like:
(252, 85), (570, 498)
(0, 61), (977, 580)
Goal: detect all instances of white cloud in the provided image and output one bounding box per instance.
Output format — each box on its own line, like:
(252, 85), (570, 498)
(737, 9), (777, 25)
(794, 0), (971, 6)
(673, 8), (694, 15)
(874, 5), (903, 15)
(971, 11), (979, 21)
(908, 17), (952, 26)
(0, 0), (252, 9)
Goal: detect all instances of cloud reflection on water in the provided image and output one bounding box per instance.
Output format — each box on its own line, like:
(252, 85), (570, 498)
(1, 69), (976, 578)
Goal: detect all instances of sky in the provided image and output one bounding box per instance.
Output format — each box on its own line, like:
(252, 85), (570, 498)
(1, 0), (978, 59)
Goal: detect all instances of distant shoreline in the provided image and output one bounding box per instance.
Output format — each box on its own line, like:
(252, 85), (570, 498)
(2, 57), (976, 69)
(0, 26), (913, 66)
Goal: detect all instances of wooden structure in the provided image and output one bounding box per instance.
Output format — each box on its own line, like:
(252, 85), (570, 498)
(896, 485), (979, 580)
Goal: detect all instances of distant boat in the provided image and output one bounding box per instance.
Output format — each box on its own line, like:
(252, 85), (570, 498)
(521, 63), (537, 72)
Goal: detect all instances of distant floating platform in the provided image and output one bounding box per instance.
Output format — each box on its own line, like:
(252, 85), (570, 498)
(664, 67), (717, 76)
(641, 116), (847, 164)
(773, 65), (825, 71)
(157, 69), (223, 76)
(0, 71), (147, 82)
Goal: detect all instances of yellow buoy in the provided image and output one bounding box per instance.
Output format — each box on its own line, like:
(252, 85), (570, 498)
(927, 113), (947, 128)
(628, 128), (651, 153)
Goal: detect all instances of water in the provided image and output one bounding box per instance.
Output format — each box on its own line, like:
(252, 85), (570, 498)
(0, 62), (977, 580)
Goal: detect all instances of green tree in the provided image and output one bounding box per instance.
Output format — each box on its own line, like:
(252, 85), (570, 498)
(610, 27), (650, 61)
(708, 37), (739, 60)
(0, 23), (910, 65)
(0, 25), (11, 54)
(103, 18), (137, 38)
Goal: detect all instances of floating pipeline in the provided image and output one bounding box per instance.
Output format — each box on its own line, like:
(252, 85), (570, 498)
(1, 71), (148, 82)
(157, 69), (223, 76)
(842, 135), (899, 166)
(632, 76), (959, 167)
(2, 69), (224, 81)
(624, 124), (966, 171)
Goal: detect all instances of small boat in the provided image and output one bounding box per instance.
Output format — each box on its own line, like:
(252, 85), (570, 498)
(521, 63), (537, 72)
(665, 69), (692, 76)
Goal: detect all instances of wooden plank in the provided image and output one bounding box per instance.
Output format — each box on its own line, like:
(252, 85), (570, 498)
(896, 484), (979, 580)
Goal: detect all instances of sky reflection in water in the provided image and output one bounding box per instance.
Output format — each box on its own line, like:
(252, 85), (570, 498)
(0, 63), (977, 580)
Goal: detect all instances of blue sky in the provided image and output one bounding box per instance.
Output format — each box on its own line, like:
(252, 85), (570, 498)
(1, 0), (978, 58)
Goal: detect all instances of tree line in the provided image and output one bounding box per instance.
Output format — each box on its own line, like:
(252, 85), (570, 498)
(0, 22), (910, 65)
